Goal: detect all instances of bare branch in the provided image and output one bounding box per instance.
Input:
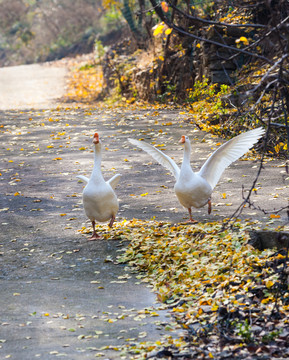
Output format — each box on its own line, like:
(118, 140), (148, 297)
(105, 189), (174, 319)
(250, 54), (289, 94)
(227, 15), (289, 62)
(166, 0), (267, 29)
(148, 0), (273, 64)
(241, 187), (289, 216)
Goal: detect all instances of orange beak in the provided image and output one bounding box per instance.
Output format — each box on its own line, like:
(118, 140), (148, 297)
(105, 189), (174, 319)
(93, 132), (99, 144)
(179, 135), (186, 144)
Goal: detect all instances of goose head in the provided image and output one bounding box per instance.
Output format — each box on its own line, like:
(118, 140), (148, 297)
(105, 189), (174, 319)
(179, 135), (191, 152)
(179, 135), (189, 144)
(92, 132), (102, 153)
(92, 132), (102, 165)
(93, 132), (100, 145)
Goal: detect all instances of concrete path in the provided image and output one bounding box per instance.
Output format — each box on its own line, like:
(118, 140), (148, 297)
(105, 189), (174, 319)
(0, 62), (288, 359)
(0, 63), (178, 360)
(0, 63), (67, 110)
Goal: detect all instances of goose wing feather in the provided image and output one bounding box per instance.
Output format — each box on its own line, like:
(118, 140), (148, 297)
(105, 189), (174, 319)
(128, 138), (180, 180)
(198, 127), (265, 190)
(107, 174), (121, 190)
(76, 175), (89, 183)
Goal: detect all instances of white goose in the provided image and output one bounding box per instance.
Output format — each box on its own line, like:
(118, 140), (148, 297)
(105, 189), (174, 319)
(77, 133), (121, 240)
(129, 127), (265, 222)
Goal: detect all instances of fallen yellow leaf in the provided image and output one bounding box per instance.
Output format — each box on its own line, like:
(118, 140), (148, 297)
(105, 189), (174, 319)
(269, 214), (280, 218)
(266, 280), (274, 289)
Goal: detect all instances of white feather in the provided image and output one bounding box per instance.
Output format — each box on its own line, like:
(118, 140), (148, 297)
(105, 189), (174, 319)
(128, 138), (180, 179)
(129, 128), (264, 219)
(198, 127), (265, 189)
(77, 137), (120, 225)
(76, 175), (89, 183)
(108, 174), (121, 190)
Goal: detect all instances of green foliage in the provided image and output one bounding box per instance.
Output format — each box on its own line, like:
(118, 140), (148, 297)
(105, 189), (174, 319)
(0, 0), (104, 66)
(184, 77), (232, 132)
(78, 63), (96, 71)
(94, 40), (105, 62)
(102, 6), (123, 30)
(231, 320), (283, 344)
(233, 319), (254, 342)
(186, 78), (229, 103)
(262, 329), (283, 343)
(157, 81), (177, 102)
(188, 78), (216, 102)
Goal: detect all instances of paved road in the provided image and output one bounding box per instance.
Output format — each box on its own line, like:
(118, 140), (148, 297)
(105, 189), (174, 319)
(0, 62), (288, 359)
(0, 63), (179, 360)
(0, 63), (67, 110)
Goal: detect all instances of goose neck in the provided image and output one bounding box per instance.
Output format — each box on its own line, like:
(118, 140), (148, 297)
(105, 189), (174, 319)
(91, 144), (103, 179)
(182, 141), (191, 166)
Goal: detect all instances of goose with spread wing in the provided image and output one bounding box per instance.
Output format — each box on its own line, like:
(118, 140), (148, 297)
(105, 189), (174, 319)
(128, 127), (264, 222)
(77, 133), (121, 240)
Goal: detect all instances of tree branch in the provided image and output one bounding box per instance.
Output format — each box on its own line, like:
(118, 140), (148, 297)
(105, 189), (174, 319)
(226, 15), (289, 62)
(249, 54), (289, 94)
(148, 0), (273, 64)
(167, 0), (267, 29)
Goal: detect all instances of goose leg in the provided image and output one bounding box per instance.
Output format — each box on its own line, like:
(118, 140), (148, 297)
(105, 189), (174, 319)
(108, 215), (115, 228)
(88, 220), (102, 241)
(208, 199), (212, 214)
(187, 208), (198, 223)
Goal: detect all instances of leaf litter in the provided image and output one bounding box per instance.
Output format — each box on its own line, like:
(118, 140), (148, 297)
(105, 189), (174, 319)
(79, 219), (289, 359)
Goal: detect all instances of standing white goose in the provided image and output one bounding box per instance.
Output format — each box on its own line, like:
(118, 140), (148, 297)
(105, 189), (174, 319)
(129, 127), (265, 222)
(77, 132), (121, 240)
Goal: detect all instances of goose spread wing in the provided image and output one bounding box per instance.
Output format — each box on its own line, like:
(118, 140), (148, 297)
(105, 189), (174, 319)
(128, 138), (180, 180)
(198, 127), (265, 190)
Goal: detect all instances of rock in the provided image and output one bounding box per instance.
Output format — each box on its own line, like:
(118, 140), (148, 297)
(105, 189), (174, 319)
(249, 231), (289, 250)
